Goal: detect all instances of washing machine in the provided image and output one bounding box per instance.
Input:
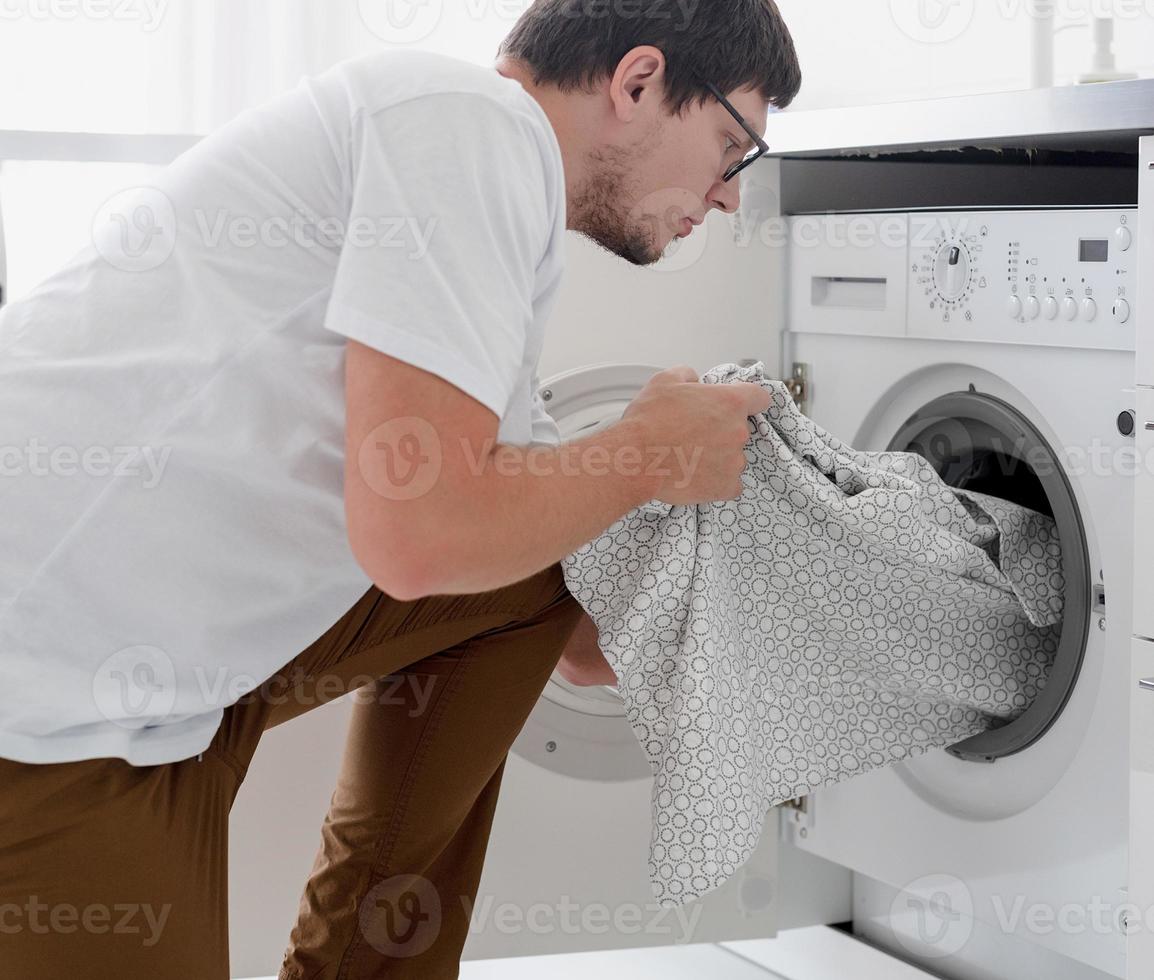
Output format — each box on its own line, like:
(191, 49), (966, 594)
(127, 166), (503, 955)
(777, 206), (1138, 980)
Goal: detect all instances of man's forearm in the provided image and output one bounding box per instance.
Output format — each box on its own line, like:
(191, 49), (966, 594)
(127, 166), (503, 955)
(403, 417), (667, 596)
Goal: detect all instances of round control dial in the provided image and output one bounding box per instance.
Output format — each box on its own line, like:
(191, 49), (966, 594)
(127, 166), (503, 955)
(933, 242), (972, 301)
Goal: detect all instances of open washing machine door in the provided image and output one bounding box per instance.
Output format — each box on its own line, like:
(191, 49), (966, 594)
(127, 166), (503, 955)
(886, 388), (1093, 765)
(511, 363), (663, 783)
(843, 367), (1104, 822)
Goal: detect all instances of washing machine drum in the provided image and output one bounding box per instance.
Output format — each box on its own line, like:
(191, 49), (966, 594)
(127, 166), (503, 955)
(887, 390), (1092, 762)
(512, 364), (662, 782)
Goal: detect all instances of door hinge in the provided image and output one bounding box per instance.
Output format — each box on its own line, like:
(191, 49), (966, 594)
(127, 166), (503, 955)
(785, 362), (809, 413)
(778, 794), (813, 841)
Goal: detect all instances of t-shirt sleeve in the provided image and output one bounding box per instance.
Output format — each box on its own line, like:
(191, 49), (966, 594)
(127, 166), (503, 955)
(323, 92), (553, 420)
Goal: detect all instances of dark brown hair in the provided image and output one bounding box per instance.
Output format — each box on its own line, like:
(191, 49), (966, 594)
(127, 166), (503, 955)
(499, 0), (802, 114)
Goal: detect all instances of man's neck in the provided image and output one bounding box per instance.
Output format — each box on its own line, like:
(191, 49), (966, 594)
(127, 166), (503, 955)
(494, 58), (588, 230)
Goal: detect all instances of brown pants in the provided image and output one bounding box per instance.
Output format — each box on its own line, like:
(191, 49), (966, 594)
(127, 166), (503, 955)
(0, 563), (584, 980)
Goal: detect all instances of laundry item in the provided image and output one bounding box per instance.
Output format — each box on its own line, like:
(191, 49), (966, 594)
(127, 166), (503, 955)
(561, 362), (1064, 906)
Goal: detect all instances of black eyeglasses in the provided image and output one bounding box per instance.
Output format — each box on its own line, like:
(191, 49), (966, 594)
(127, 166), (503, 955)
(702, 81), (770, 182)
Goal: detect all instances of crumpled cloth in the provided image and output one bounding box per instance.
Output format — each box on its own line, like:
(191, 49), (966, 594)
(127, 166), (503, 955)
(560, 362), (1064, 907)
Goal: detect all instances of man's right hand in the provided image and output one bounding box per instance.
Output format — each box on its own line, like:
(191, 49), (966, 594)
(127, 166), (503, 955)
(621, 366), (771, 506)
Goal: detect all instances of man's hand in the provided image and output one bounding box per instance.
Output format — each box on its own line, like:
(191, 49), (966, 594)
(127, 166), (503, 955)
(555, 612), (617, 687)
(622, 365), (770, 505)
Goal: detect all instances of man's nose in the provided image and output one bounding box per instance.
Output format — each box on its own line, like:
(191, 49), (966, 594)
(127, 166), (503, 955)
(707, 176), (741, 215)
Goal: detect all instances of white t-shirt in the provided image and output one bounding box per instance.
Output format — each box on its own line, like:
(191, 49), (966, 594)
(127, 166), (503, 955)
(0, 50), (567, 766)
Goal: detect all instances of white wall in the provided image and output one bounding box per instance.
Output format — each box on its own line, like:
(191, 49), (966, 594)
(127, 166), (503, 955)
(5, 0), (1152, 135)
(5, 0), (1154, 299)
(778, 0), (1154, 109)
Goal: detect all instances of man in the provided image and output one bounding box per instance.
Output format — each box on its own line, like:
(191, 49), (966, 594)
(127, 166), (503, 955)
(0, 0), (800, 976)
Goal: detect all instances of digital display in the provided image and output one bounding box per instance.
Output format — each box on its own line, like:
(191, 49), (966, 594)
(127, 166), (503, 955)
(1080, 239), (1109, 262)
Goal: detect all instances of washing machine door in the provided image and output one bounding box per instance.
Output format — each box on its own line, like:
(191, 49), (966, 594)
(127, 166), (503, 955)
(511, 364), (662, 783)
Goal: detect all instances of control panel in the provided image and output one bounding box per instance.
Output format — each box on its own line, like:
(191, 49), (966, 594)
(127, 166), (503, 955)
(788, 208), (1137, 350)
(908, 209), (1136, 344)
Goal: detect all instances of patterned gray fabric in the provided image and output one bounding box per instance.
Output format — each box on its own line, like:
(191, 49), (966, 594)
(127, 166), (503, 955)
(560, 362), (1064, 907)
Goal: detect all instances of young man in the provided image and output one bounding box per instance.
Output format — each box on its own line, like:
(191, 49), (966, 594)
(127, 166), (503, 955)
(0, 1), (800, 976)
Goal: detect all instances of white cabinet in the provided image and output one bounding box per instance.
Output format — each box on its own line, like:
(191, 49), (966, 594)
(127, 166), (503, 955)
(1129, 638), (1154, 978)
(1129, 134), (1154, 980)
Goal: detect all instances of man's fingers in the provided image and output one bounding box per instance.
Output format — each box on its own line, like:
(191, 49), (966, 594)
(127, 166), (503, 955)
(650, 365), (700, 386)
(729, 382), (772, 417)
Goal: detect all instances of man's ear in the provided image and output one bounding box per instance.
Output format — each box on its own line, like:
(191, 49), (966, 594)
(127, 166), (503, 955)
(607, 45), (666, 122)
